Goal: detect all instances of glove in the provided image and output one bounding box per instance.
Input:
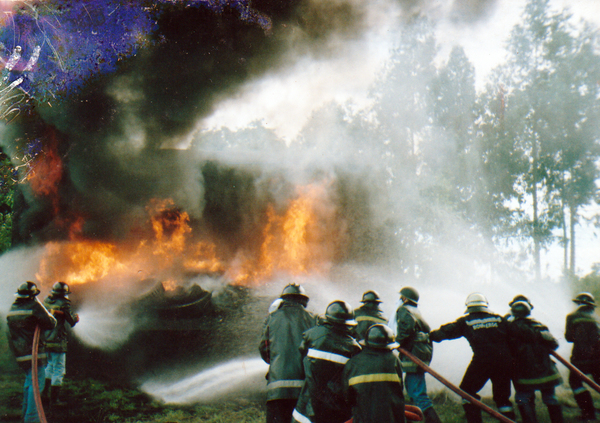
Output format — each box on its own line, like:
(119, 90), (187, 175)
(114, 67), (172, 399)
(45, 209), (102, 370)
(415, 332), (430, 343)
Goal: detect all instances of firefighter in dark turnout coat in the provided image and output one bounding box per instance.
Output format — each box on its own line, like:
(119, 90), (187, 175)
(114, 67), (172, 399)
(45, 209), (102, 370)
(259, 284), (318, 423)
(42, 281), (79, 407)
(395, 286), (442, 423)
(292, 300), (361, 423)
(430, 293), (515, 423)
(565, 292), (600, 421)
(506, 299), (563, 423)
(354, 290), (388, 342)
(6, 281), (56, 423)
(343, 324), (405, 423)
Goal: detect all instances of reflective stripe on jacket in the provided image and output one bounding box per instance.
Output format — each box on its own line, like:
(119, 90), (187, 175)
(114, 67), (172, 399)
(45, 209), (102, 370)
(6, 297), (56, 370)
(259, 301), (317, 401)
(507, 316), (562, 390)
(294, 323), (361, 423)
(354, 305), (388, 341)
(343, 347), (405, 423)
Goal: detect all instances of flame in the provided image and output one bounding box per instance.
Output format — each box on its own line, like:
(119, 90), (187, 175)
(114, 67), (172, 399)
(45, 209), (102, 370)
(27, 132), (63, 213)
(35, 180), (346, 289)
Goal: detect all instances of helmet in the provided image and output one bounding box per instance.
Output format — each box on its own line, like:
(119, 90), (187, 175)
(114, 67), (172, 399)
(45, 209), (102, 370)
(399, 287), (419, 304)
(465, 292), (488, 308)
(361, 290), (382, 303)
(280, 283), (308, 300)
(573, 292), (596, 307)
(325, 300), (357, 326)
(361, 324), (399, 350)
(465, 292), (489, 313)
(16, 281), (41, 298)
(509, 295), (533, 310)
(510, 300), (532, 318)
(51, 281), (71, 296)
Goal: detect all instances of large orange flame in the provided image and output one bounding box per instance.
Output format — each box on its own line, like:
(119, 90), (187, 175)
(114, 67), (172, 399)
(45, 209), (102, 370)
(35, 181), (345, 289)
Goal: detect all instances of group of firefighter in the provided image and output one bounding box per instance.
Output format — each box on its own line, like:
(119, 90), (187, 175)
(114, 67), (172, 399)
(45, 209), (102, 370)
(259, 284), (600, 423)
(5, 280), (79, 423)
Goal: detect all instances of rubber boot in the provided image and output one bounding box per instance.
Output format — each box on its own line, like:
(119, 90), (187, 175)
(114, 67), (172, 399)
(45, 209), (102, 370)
(518, 404), (538, 423)
(574, 391), (596, 421)
(546, 404), (564, 423)
(463, 403), (483, 423)
(423, 407), (443, 423)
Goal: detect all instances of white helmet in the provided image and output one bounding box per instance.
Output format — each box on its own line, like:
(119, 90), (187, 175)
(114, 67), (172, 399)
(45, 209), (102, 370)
(465, 292), (489, 313)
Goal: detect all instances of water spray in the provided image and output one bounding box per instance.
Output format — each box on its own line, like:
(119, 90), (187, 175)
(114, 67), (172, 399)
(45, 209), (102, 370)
(141, 357), (269, 404)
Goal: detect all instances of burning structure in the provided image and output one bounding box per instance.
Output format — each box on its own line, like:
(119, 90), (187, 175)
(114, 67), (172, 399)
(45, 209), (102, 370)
(0, 0), (393, 385)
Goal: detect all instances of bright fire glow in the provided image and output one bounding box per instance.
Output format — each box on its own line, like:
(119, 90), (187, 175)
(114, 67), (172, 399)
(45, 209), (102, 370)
(35, 181), (345, 289)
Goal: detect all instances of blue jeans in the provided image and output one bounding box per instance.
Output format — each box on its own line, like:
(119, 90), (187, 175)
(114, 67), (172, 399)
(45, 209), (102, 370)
(404, 372), (433, 412)
(22, 366), (46, 423)
(45, 352), (67, 386)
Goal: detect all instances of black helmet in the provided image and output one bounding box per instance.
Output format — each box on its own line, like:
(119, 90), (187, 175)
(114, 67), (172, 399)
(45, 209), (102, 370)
(510, 300), (532, 318)
(400, 286), (419, 304)
(280, 283), (308, 300)
(509, 294), (533, 310)
(361, 324), (399, 350)
(325, 300), (357, 326)
(361, 290), (382, 303)
(16, 281), (41, 298)
(573, 292), (596, 307)
(51, 281), (71, 296)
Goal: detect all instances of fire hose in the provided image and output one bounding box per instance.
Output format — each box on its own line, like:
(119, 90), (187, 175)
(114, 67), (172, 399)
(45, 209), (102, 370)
(32, 325), (48, 423)
(398, 348), (516, 423)
(549, 350), (600, 394)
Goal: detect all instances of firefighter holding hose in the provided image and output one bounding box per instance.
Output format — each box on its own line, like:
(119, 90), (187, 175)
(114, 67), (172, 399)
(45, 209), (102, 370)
(6, 281), (56, 423)
(41, 281), (80, 409)
(506, 298), (563, 423)
(354, 290), (388, 342)
(292, 300), (361, 423)
(395, 286), (443, 423)
(259, 283), (317, 423)
(565, 292), (600, 421)
(343, 323), (406, 423)
(429, 293), (516, 423)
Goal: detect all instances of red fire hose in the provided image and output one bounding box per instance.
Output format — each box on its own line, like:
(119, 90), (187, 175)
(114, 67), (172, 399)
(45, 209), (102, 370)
(398, 348), (516, 423)
(549, 350), (600, 394)
(32, 325), (48, 423)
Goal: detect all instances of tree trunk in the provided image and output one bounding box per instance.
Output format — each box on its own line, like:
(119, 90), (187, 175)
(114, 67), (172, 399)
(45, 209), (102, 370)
(569, 203), (576, 275)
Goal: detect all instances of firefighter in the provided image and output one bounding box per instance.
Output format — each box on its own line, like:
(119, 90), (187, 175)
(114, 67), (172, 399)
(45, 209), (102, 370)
(6, 281), (56, 423)
(292, 300), (361, 423)
(429, 293), (516, 423)
(259, 283), (318, 423)
(354, 290), (388, 341)
(504, 294), (534, 322)
(395, 286), (442, 423)
(343, 324), (405, 423)
(41, 281), (79, 408)
(507, 299), (563, 423)
(565, 292), (600, 421)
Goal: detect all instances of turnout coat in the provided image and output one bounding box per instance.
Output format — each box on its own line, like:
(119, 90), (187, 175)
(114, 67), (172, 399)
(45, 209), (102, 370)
(354, 304), (388, 342)
(293, 322), (361, 423)
(507, 316), (562, 391)
(6, 297), (56, 370)
(43, 294), (79, 353)
(395, 303), (433, 373)
(259, 301), (317, 401)
(565, 305), (600, 370)
(343, 347), (406, 423)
